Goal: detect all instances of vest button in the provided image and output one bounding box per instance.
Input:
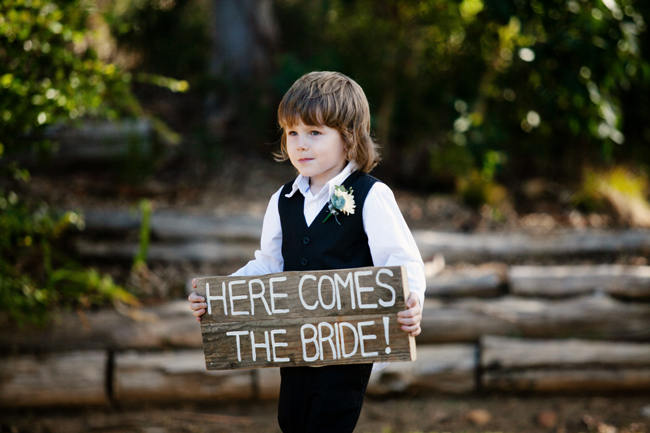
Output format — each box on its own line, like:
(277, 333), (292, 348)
(300, 257), (308, 266)
(302, 236), (310, 245)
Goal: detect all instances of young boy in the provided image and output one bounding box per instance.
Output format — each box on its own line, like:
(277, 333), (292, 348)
(189, 71), (425, 433)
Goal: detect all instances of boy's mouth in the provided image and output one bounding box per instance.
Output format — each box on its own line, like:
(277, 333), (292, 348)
(298, 158), (314, 162)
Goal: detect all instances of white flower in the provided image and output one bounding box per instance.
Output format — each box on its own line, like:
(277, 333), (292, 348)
(334, 188), (356, 215)
(323, 185), (355, 224)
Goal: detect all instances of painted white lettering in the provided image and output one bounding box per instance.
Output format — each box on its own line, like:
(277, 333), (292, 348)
(358, 320), (378, 357)
(317, 275), (339, 310)
(206, 281), (227, 315)
(354, 270), (377, 309)
(270, 329), (290, 362)
(300, 324), (319, 362)
(228, 280), (248, 316)
(317, 321), (337, 360)
(226, 330), (248, 362)
(298, 274), (318, 310)
(250, 330), (271, 362)
(339, 321), (359, 358)
(248, 279), (271, 316)
(269, 276), (289, 314)
(334, 272), (355, 310)
(376, 268), (396, 307)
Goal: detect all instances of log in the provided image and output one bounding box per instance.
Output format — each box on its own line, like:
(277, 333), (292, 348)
(481, 335), (650, 369)
(367, 344), (476, 395)
(0, 351), (107, 407)
(509, 265), (650, 298)
(483, 368), (650, 392)
(255, 345), (477, 398)
(3, 292), (647, 353)
(413, 229), (650, 262)
(45, 119), (152, 161)
(426, 264), (506, 298)
(481, 336), (650, 392)
(81, 208), (262, 241)
(113, 350), (254, 402)
(419, 293), (650, 343)
(74, 239), (256, 263)
(0, 300), (203, 352)
(419, 300), (517, 343)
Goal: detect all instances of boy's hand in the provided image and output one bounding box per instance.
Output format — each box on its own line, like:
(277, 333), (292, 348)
(188, 278), (207, 322)
(397, 293), (422, 337)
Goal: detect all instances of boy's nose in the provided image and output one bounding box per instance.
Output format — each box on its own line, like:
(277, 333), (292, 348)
(297, 136), (308, 150)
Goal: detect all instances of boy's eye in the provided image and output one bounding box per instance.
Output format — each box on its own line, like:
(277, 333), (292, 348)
(310, 130), (321, 136)
(287, 131), (297, 136)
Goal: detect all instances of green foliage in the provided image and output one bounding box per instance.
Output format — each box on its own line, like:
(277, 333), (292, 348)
(274, 0), (650, 194)
(133, 199), (152, 269)
(0, 190), (137, 326)
(0, 0), (141, 156)
(573, 165), (649, 212)
(0, 0), (180, 325)
(456, 150), (507, 209)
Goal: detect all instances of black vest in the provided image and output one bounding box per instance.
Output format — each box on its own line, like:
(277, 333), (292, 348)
(279, 171), (378, 272)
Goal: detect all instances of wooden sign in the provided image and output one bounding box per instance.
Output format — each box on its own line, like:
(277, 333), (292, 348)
(194, 266), (416, 370)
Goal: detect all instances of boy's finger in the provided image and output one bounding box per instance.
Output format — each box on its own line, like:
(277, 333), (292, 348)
(397, 307), (419, 317)
(397, 316), (417, 325)
(192, 308), (205, 317)
(192, 278), (197, 288)
(188, 292), (205, 302)
(401, 323), (419, 333)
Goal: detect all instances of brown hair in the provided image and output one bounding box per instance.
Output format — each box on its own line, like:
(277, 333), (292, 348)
(275, 71), (380, 173)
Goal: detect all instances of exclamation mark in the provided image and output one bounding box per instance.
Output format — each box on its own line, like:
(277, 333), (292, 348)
(383, 316), (391, 354)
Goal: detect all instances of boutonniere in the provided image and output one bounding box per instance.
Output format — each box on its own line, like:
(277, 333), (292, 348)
(323, 185), (356, 225)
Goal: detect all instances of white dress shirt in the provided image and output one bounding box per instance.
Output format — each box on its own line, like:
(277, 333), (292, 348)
(231, 161), (426, 308)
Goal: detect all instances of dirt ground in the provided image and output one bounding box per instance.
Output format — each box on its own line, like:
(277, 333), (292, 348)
(1, 394), (649, 433)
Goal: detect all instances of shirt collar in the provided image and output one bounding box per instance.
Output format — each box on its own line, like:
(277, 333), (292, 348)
(285, 160), (358, 198)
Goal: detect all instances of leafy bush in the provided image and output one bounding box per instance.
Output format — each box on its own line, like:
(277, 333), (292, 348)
(0, 191), (137, 325)
(274, 0), (650, 193)
(0, 0), (180, 324)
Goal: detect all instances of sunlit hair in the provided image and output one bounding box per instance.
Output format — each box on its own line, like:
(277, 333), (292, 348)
(275, 71), (380, 173)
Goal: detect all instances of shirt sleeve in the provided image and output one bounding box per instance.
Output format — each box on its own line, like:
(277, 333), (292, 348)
(231, 186), (284, 276)
(363, 182), (426, 309)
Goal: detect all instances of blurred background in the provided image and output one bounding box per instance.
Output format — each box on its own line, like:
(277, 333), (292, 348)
(1, 1), (650, 432)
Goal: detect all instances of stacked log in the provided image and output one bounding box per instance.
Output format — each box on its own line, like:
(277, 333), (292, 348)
(1, 222), (649, 407)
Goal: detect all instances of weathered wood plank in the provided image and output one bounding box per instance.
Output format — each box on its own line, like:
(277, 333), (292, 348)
(0, 300), (203, 352)
(0, 351), (107, 407)
(426, 264), (506, 298)
(255, 345), (477, 398)
(201, 314), (414, 369)
(367, 344), (476, 395)
(414, 229), (650, 262)
(2, 292), (646, 354)
(481, 335), (650, 369)
(509, 265), (650, 298)
(113, 350), (254, 402)
(481, 336), (650, 392)
(419, 294), (650, 343)
(81, 208), (262, 241)
(74, 239), (256, 263)
(483, 369), (650, 392)
(196, 266), (416, 369)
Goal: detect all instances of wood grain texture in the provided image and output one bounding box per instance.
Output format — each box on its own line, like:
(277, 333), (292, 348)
(195, 266), (416, 369)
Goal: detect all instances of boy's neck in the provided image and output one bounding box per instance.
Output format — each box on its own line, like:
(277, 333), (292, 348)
(308, 178), (325, 195)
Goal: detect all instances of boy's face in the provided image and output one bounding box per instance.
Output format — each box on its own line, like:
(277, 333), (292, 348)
(285, 121), (347, 189)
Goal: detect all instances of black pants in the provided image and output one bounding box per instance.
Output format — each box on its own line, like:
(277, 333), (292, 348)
(277, 363), (373, 433)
